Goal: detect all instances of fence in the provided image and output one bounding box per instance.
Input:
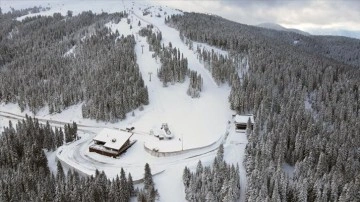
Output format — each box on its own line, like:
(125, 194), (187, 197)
(144, 130), (229, 157)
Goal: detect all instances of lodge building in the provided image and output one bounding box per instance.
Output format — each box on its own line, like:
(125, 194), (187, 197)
(89, 128), (135, 157)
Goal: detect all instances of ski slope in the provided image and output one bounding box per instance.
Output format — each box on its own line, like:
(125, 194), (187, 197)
(0, 1), (248, 201)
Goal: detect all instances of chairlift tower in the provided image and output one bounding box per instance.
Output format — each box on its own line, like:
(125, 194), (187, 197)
(148, 72), (152, 82)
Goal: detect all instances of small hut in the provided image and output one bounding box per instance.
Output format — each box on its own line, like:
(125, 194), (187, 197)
(234, 114), (254, 132)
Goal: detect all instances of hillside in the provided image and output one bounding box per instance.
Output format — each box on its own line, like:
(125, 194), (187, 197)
(257, 22), (310, 36)
(0, 1), (359, 202)
(256, 25), (360, 68)
(0, 1), (245, 202)
(168, 12), (360, 201)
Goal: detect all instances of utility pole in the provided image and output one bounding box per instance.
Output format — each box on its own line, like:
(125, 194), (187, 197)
(141, 44), (144, 54)
(148, 72), (152, 82)
(182, 134), (184, 151)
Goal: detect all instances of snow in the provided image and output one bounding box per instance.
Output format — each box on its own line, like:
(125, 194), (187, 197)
(45, 149), (58, 175)
(63, 45), (76, 57)
(282, 163), (295, 179)
(93, 128), (133, 150)
(7, 28), (18, 39)
(237, 56), (250, 81)
(106, 20), (134, 38)
(0, 120), (4, 135)
(0, 1), (249, 201)
(304, 96), (312, 111)
(224, 124), (248, 202)
(154, 167), (186, 202)
(190, 39), (228, 57)
(1, 1), (50, 13)
(234, 114), (254, 124)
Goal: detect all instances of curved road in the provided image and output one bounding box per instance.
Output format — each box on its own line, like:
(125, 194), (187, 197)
(0, 109), (228, 177)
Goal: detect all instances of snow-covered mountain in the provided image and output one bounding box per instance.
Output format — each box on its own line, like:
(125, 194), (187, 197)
(0, 1), (247, 201)
(1, 1), (359, 202)
(257, 22), (310, 36)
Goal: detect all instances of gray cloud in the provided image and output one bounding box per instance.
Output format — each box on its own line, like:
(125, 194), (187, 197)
(218, 0), (309, 8)
(156, 0), (360, 37)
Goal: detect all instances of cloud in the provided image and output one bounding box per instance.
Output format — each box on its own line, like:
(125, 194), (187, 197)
(155, 0), (360, 37)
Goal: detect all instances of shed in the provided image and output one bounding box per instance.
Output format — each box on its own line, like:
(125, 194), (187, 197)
(234, 114), (254, 132)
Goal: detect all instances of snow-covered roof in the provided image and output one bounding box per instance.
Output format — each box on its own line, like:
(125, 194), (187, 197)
(161, 123), (173, 138)
(93, 129), (132, 150)
(234, 114), (254, 124)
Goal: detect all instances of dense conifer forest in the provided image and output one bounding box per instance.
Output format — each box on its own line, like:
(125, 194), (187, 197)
(139, 26), (206, 98)
(139, 26), (189, 87)
(182, 144), (241, 201)
(0, 8), (158, 201)
(0, 116), (159, 201)
(168, 12), (360, 202)
(0, 9), (148, 121)
(137, 163), (159, 202)
(187, 70), (203, 98)
(1, 5), (360, 202)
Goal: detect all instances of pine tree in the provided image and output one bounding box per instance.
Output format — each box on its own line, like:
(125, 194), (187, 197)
(120, 168), (129, 201)
(56, 161), (65, 182)
(142, 163), (159, 201)
(183, 166), (191, 188)
(205, 191), (216, 202)
(144, 163), (154, 191)
(137, 189), (146, 202)
(128, 173), (135, 196)
(316, 152), (328, 177)
(196, 160), (203, 177)
(217, 144), (224, 162)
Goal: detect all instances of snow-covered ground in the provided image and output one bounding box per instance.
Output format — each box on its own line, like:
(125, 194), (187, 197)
(0, 1), (248, 201)
(63, 45), (76, 57)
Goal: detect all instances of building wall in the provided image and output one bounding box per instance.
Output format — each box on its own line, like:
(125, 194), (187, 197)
(235, 123), (253, 130)
(89, 139), (133, 158)
(144, 131), (229, 157)
(89, 147), (118, 158)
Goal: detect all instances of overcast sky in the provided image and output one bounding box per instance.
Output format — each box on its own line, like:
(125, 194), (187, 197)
(156, 0), (360, 38)
(2, 0), (359, 38)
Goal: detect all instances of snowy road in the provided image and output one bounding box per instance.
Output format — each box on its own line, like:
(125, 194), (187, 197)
(0, 103), (247, 201)
(0, 108), (237, 176)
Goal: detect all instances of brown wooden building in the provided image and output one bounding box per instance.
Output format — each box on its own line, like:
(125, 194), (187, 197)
(89, 129), (135, 157)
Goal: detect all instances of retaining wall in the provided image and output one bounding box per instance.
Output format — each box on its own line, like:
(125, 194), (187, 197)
(144, 130), (229, 157)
